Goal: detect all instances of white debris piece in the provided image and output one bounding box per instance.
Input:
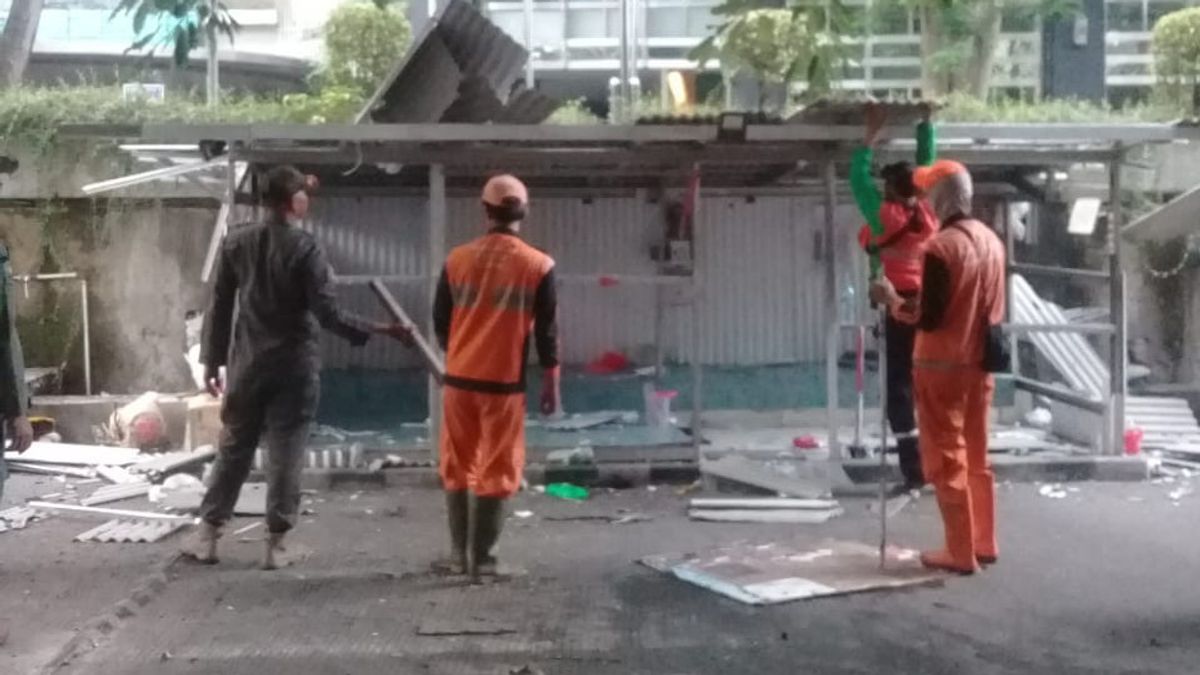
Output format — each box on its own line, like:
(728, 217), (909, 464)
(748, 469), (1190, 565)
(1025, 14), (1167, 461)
(513, 510), (534, 519)
(1023, 407), (1053, 430)
(96, 465), (140, 484)
(75, 519), (187, 543)
(1038, 484), (1068, 499)
(0, 506), (40, 531)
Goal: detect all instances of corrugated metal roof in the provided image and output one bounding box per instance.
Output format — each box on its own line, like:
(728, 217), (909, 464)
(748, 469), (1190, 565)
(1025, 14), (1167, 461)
(75, 519), (187, 544)
(495, 87), (559, 125)
(358, 0), (558, 126)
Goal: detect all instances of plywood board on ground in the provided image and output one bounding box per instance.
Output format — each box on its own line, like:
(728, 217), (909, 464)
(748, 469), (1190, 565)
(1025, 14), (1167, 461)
(688, 507), (843, 524)
(641, 540), (945, 605)
(700, 455), (830, 499)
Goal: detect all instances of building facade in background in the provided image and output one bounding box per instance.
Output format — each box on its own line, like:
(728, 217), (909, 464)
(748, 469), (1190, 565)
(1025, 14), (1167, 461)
(0, 0), (1184, 100)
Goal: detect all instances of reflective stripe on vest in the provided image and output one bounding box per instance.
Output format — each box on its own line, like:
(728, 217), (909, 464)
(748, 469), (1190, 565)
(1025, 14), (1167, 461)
(444, 233), (553, 393)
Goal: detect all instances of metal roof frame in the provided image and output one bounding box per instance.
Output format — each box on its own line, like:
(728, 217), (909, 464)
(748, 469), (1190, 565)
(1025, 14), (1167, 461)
(60, 122), (1179, 189)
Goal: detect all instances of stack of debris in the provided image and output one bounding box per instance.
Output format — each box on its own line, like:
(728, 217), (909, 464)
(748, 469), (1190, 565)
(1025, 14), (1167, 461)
(3, 441), (228, 544)
(693, 455), (843, 523)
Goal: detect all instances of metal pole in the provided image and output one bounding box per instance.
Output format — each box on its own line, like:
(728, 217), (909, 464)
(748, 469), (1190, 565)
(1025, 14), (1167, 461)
(522, 0), (536, 88)
(654, 283), (665, 384)
(690, 165), (703, 457)
(854, 325), (865, 450)
(1004, 200), (1018, 381)
(619, 0), (632, 111)
(1109, 150), (1126, 456)
(429, 165), (447, 460)
(878, 306), (889, 568)
(823, 161), (841, 458)
(81, 279), (91, 396)
(206, 0), (220, 107)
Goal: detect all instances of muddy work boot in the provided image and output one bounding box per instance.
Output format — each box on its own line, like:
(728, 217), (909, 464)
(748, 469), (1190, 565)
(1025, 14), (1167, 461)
(179, 521), (222, 564)
(920, 549), (978, 576)
(262, 532), (312, 571)
(430, 490), (469, 575)
(467, 496), (509, 583)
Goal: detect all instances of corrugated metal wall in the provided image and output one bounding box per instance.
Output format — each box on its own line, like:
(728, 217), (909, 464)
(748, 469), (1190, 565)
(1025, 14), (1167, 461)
(303, 193), (857, 369)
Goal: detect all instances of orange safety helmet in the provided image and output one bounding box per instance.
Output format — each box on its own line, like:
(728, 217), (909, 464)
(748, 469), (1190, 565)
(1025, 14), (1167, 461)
(913, 160), (968, 194)
(482, 174), (529, 206)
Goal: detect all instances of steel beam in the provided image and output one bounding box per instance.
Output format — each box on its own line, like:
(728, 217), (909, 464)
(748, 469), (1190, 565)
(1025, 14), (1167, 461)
(1110, 151), (1127, 456)
(59, 121), (1185, 146)
(1013, 377), (1108, 414)
(1009, 261), (1111, 281)
(823, 161), (841, 459)
(81, 159), (224, 195)
(1004, 322), (1116, 335)
(428, 165), (447, 462)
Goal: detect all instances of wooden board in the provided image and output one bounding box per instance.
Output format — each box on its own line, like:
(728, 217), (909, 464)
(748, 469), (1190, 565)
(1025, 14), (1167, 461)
(368, 280), (445, 384)
(641, 539), (946, 605)
(689, 497), (840, 510)
(688, 508), (843, 524)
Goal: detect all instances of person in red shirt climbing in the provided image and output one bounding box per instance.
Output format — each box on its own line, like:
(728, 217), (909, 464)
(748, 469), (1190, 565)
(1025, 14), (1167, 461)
(850, 103), (939, 496)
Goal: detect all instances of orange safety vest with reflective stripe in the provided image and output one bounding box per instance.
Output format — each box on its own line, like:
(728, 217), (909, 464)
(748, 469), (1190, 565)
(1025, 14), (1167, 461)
(913, 217), (1005, 369)
(441, 231), (556, 393)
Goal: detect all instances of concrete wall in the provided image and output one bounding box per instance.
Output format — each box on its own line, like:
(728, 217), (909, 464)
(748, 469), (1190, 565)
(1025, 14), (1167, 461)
(0, 199), (215, 395)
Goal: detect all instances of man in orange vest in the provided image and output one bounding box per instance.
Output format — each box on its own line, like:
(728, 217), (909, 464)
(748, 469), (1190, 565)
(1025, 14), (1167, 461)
(871, 160), (1005, 575)
(432, 174), (560, 582)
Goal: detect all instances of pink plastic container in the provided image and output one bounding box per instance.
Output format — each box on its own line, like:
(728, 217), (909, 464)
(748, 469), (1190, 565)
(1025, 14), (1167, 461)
(1124, 427), (1144, 456)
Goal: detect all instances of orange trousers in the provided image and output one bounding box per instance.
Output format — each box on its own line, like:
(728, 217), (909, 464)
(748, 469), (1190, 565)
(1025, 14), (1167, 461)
(440, 387), (526, 498)
(913, 367), (997, 568)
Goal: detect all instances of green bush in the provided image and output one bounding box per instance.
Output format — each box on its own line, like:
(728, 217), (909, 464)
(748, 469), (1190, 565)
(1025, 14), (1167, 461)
(1153, 7), (1200, 112)
(321, 0), (413, 97)
(0, 85), (365, 155)
(937, 92), (1182, 123)
(546, 99), (603, 125)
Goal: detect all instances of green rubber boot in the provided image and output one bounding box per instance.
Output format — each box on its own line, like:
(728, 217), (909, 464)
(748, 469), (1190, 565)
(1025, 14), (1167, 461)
(431, 490), (469, 575)
(467, 496), (506, 583)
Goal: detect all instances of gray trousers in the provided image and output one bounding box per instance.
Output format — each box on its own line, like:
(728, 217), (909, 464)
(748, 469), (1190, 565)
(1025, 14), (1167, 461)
(199, 368), (318, 534)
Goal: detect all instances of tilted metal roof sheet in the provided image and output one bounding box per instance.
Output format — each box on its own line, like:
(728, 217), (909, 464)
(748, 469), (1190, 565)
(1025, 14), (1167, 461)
(358, 0), (557, 126)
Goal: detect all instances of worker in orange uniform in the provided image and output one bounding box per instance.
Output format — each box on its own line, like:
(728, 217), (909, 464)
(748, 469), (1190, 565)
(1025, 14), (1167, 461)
(871, 160), (1005, 575)
(432, 174), (560, 582)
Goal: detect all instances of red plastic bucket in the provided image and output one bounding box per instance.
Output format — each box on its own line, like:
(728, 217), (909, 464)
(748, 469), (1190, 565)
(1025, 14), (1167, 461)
(1124, 427), (1144, 456)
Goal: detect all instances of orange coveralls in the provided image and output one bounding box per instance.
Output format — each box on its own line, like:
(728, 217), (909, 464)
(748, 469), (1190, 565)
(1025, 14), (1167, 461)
(911, 215), (1005, 570)
(433, 229), (558, 498)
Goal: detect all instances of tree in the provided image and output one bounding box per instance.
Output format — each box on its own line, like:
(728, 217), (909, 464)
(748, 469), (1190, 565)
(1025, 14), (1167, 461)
(111, 0), (239, 104)
(691, 0), (851, 110)
(0, 0), (46, 87)
(873, 0), (1073, 98)
(1153, 7), (1200, 114)
(322, 0), (413, 97)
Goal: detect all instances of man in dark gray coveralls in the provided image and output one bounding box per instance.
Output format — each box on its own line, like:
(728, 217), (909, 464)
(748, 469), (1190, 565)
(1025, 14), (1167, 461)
(181, 166), (410, 570)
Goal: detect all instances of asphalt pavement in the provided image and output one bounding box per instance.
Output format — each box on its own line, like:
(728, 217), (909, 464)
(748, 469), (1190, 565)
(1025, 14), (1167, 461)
(3, 472), (1199, 675)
